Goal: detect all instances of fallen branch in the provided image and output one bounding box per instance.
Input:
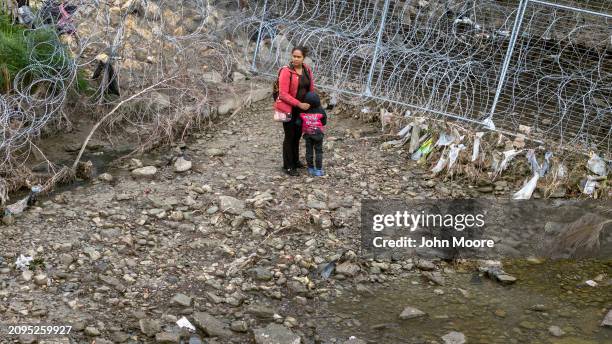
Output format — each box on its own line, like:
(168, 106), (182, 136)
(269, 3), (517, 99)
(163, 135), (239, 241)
(71, 77), (176, 170)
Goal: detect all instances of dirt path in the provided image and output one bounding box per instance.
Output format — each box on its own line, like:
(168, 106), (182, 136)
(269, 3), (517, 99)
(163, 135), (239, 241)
(3, 101), (608, 344)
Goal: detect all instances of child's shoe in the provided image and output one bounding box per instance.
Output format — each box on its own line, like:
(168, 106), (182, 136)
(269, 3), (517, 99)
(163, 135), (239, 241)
(314, 169), (324, 176)
(307, 167), (316, 176)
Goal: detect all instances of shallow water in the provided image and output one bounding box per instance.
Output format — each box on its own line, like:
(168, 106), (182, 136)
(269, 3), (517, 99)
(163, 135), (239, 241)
(323, 260), (611, 343)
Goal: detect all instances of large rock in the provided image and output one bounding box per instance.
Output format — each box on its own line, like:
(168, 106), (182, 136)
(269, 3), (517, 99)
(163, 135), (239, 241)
(248, 88), (272, 103)
(253, 323), (300, 344)
(336, 262), (360, 277)
(132, 166), (157, 178)
(139, 319), (161, 337)
(217, 96), (239, 116)
(441, 331), (466, 344)
(399, 306), (426, 320)
(219, 196), (245, 215)
(192, 312), (232, 338)
(602, 309), (612, 327)
(173, 157), (192, 172)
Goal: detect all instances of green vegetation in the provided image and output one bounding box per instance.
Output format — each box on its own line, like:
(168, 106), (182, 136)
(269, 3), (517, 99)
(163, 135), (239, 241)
(0, 12), (89, 94)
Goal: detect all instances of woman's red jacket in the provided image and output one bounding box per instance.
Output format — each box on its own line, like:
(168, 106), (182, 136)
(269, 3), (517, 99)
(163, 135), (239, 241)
(274, 64), (315, 114)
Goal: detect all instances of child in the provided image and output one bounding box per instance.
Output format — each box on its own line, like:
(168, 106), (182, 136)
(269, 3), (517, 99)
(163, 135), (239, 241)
(299, 91), (327, 176)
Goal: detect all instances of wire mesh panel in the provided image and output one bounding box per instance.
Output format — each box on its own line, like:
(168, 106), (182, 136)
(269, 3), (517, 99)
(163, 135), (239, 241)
(494, 0), (611, 151)
(243, 0), (611, 152)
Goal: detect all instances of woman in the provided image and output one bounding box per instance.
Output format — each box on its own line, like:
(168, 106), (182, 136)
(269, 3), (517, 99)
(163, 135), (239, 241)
(274, 46), (315, 176)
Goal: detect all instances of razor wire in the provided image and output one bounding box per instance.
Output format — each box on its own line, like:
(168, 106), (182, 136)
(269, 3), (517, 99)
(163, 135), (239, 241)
(237, 0), (612, 153)
(1, 0), (243, 177)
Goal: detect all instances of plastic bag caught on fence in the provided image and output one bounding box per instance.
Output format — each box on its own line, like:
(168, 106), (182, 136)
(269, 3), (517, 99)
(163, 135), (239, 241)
(581, 176), (599, 196)
(447, 144), (466, 170)
(412, 137), (433, 161)
(397, 124), (411, 139)
(493, 149), (523, 178)
(431, 153), (448, 174)
(435, 132), (454, 147)
(587, 152), (607, 177)
(513, 174), (539, 199)
(471, 132), (484, 162)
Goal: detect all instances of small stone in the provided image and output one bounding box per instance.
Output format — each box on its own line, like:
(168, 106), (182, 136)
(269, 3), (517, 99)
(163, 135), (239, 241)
(171, 293), (192, 307)
(155, 331), (181, 343)
(84, 326), (101, 336)
(253, 323), (300, 344)
(34, 273), (48, 286)
(494, 309), (506, 318)
(205, 148), (224, 157)
(132, 166), (157, 178)
(548, 325), (565, 337)
(601, 309), (612, 327)
(173, 157), (192, 172)
(230, 320), (248, 332)
(192, 312), (232, 338)
(416, 260), (435, 271)
(22, 270), (33, 282)
(399, 306), (426, 320)
(441, 331), (466, 344)
(307, 200), (327, 210)
(84, 247), (101, 261)
(98, 173), (114, 182)
(219, 196), (245, 215)
(519, 321), (536, 329)
(139, 319), (161, 337)
(252, 267), (273, 281)
(336, 262), (360, 277)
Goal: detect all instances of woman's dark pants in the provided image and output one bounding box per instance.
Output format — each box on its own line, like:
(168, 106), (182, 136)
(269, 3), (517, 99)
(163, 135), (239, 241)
(282, 121), (302, 169)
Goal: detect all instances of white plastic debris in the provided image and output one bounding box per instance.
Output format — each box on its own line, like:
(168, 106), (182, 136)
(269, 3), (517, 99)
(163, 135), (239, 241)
(556, 163), (567, 179)
(176, 316), (196, 332)
(513, 174), (539, 200)
(494, 149), (523, 177)
(582, 176), (599, 196)
(471, 132), (484, 162)
(435, 132), (455, 147)
(482, 117), (495, 130)
(18, 6), (35, 26)
(431, 154), (448, 174)
(587, 152), (607, 177)
(15, 255), (34, 271)
(585, 280), (598, 287)
(4, 185), (42, 215)
(540, 151), (553, 176)
(360, 106), (370, 113)
(447, 144), (466, 170)
(329, 93), (338, 107)
(397, 124), (411, 138)
(526, 149), (540, 174)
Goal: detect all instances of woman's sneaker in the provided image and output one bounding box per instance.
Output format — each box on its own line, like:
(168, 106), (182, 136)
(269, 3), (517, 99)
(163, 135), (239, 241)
(314, 169), (324, 176)
(307, 167), (315, 176)
(284, 168), (299, 176)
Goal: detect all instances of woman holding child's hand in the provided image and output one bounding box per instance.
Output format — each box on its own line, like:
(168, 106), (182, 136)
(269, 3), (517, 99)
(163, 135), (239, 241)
(274, 46), (315, 176)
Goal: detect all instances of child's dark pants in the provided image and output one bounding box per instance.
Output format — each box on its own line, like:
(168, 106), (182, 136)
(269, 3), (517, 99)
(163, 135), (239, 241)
(304, 133), (323, 169)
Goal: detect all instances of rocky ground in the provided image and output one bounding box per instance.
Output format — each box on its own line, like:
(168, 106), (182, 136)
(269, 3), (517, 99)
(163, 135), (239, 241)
(0, 96), (610, 344)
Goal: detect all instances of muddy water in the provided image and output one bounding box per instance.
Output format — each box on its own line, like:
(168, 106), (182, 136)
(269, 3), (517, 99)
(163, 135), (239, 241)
(322, 260), (611, 343)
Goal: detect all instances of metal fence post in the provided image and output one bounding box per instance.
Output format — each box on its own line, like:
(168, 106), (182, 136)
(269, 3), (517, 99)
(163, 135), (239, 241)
(364, 0), (391, 96)
(251, 0), (269, 72)
(487, 0), (529, 120)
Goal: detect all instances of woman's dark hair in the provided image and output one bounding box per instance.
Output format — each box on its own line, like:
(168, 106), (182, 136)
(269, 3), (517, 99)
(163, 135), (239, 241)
(291, 46), (309, 57)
